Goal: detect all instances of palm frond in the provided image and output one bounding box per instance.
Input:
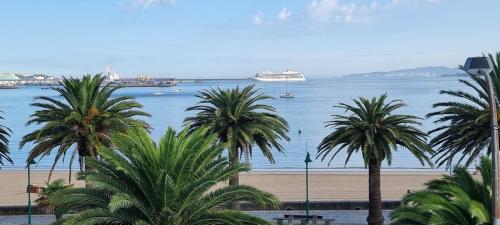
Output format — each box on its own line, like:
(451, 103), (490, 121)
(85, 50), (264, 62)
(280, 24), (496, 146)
(0, 111), (12, 167)
(21, 74), (150, 179)
(52, 127), (278, 225)
(390, 156), (492, 225)
(317, 93), (432, 167)
(428, 52), (500, 167)
(184, 85), (289, 192)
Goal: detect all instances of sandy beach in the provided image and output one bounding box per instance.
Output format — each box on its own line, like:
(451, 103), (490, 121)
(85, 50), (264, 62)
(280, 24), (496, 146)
(0, 170), (447, 206)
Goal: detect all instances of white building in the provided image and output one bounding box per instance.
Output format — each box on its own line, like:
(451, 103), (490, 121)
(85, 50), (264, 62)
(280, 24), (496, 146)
(105, 65), (120, 81)
(0, 73), (20, 88)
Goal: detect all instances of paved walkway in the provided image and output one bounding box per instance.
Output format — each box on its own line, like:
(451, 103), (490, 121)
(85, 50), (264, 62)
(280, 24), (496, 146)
(0, 210), (393, 225)
(0, 215), (55, 225)
(248, 210), (392, 224)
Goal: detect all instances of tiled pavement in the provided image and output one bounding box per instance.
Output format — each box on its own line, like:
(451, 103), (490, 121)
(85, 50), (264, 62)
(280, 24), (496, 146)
(0, 210), (393, 225)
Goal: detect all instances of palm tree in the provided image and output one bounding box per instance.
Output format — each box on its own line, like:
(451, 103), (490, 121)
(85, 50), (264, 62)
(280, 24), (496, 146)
(0, 111), (12, 168)
(427, 52), (500, 168)
(50, 127), (279, 225)
(390, 156), (492, 225)
(184, 85), (290, 188)
(317, 94), (433, 225)
(35, 179), (73, 218)
(20, 75), (150, 181)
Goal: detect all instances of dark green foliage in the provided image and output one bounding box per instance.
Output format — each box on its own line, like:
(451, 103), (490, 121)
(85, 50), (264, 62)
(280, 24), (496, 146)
(35, 179), (73, 218)
(184, 85), (289, 190)
(0, 111), (12, 167)
(185, 85), (289, 162)
(390, 156), (492, 225)
(20, 75), (150, 180)
(317, 94), (433, 167)
(427, 52), (500, 167)
(317, 94), (433, 225)
(50, 127), (279, 225)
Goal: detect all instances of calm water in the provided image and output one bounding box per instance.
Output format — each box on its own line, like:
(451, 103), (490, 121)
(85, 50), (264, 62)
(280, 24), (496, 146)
(0, 77), (471, 170)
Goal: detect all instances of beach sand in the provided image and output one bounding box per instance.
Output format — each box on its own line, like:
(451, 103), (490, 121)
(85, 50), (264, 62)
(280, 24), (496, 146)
(0, 170), (446, 206)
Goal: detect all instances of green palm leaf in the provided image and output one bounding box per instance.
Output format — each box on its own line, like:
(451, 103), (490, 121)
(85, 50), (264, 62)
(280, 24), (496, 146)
(0, 111), (12, 167)
(20, 74), (150, 181)
(317, 94), (433, 225)
(49, 127), (278, 225)
(184, 85), (290, 197)
(428, 52), (500, 168)
(390, 156), (492, 225)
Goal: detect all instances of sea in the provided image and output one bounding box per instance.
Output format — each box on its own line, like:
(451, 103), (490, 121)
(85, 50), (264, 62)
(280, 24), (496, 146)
(0, 76), (473, 171)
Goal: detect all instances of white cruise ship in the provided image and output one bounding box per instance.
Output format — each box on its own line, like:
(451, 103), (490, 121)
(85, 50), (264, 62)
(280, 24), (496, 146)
(254, 70), (305, 81)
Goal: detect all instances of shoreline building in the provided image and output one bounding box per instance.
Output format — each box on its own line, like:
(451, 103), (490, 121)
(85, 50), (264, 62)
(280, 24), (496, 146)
(0, 73), (20, 88)
(102, 65), (176, 87)
(15, 74), (59, 85)
(105, 65), (120, 81)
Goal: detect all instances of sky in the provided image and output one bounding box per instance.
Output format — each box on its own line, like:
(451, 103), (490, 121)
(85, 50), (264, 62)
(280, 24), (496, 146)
(0, 0), (499, 78)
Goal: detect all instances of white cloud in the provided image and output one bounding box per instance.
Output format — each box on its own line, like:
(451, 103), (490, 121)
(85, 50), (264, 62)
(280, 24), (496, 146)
(392, 0), (441, 5)
(253, 12), (264, 26)
(128, 0), (175, 9)
(278, 7), (292, 21)
(251, 0), (443, 25)
(306, 0), (340, 22)
(307, 0), (370, 23)
(253, 8), (292, 26)
(305, 0), (442, 24)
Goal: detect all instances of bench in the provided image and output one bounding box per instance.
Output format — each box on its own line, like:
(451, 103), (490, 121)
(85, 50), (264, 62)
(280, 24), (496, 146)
(274, 214), (335, 225)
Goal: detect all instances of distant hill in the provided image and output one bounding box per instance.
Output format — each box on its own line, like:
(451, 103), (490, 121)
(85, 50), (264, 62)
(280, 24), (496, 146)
(343, 66), (467, 78)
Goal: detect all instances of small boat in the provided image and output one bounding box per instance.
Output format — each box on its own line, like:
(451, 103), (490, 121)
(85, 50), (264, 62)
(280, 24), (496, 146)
(279, 77), (295, 99)
(280, 92), (295, 98)
(153, 90), (164, 96)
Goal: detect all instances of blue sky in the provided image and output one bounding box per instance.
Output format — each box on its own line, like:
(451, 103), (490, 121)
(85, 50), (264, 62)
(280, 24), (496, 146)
(0, 0), (498, 78)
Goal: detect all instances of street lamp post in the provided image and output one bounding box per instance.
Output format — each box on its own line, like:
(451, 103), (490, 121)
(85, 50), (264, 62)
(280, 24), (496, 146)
(305, 151), (312, 223)
(27, 159), (36, 225)
(464, 56), (498, 225)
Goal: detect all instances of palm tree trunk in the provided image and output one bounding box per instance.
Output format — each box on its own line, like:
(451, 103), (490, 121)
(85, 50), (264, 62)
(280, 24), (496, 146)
(77, 139), (92, 188)
(228, 127), (240, 186)
(228, 144), (240, 210)
(367, 160), (384, 225)
(228, 128), (240, 209)
(228, 148), (240, 186)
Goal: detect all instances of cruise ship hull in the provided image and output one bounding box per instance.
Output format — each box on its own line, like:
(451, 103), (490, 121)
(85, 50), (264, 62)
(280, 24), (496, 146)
(254, 70), (306, 81)
(254, 76), (305, 82)
(254, 77), (305, 81)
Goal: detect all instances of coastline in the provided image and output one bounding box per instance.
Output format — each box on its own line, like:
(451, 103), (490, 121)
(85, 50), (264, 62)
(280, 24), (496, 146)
(0, 170), (447, 206)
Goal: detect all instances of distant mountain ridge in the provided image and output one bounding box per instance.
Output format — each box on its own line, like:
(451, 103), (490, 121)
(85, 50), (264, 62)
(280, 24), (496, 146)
(343, 66), (466, 78)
